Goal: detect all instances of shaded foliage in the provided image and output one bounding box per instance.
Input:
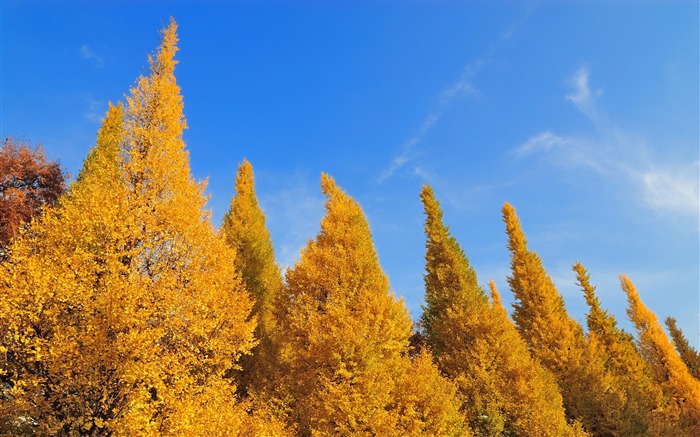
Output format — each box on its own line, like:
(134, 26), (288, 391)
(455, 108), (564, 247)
(666, 317), (700, 381)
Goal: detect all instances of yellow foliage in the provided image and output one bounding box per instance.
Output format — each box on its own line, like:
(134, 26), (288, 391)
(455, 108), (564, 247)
(421, 186), (576, 436)
(502, 202), (627, 436)
(223, 159), (282, 342)
(393, 350), (468, 437)
(275, 174), (465, 436)
(621, 274), (700, 434)
(222, 159), (284, 397)
(666, 317), (700, 381)
(575, 262), (685, 436)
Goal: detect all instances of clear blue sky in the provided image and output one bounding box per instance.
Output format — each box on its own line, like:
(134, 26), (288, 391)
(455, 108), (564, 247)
(2, 2), (698, 347)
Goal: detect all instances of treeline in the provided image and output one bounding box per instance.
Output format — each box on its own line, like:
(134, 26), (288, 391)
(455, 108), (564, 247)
(1, 20), (699, 436)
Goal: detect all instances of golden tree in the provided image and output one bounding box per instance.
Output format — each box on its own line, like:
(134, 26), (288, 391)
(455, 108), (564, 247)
(575, 262), (682, 436)
(0, 21), (270, 435)
(420, 186), (578, 436)
(622, 275), (700, 434)
(502, 202), (625, 436)
(0, 103), (134, 434)
(276, 174), (465, 436)
(221, 159), (284, 396)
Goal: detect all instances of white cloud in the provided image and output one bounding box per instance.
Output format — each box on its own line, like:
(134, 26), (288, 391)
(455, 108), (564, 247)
(259, 175), (325, 270)
(379, 113), (437, 182)
(80, 44), (104, 67)
(378, 15), (524, 183)
(412, 166), (433, 182)
(566, 67), (602, 122)
(84, 98), (104, 123)
(637, 163), (700, 216)
(516, 66), (699, 219)
(515, 130), (573, 157)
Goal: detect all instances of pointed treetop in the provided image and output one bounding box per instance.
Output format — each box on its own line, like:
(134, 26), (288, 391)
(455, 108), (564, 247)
(502, 202), (571, 338)
(125, 17), (186, 159)
(574, 261), (617, 336)
(74, 101), (123, 189)
(420, 184), (484, 349)
(420, 185), (444, 230)
(314, 172), (379, 258)
(320, 172), (340, 197)
(488, 280), (505, 313)
(151, 18), (179, 75)
(223, 158), (280, 297)
(235, 158), (255, 196)
(502, 202), (527, 253)
(621, 275), (655, 333)
(621, 274), (700, 418)
(278, 174), (416, 435)
(665, 316), (700, 380)
(574, 261), (598, 309)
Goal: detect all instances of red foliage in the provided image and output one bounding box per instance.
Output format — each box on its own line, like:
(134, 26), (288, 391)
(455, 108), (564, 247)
(0, 137), (66, 252)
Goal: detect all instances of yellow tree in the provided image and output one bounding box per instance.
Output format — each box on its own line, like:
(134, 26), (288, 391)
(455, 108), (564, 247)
(665, 317), (700, 380)
(575, 262), (681, 436)
(276, 174), (465, 436)
(0, 102), (129, 434)
(622, 275), (700, 434)
(421, 186), (578, 436)
(221, 159), (284, 397)
(0, 21), (271, 435)
(502, 202), (625, 436)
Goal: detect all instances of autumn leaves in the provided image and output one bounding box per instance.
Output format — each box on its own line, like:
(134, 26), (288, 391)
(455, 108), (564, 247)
(2, 19), (699, 436)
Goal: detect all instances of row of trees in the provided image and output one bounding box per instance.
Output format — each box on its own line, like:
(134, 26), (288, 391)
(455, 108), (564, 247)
(2, 20), (699, 436)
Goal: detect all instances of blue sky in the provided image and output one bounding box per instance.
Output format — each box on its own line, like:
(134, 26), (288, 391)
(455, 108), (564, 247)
(2, 2), (698, 347)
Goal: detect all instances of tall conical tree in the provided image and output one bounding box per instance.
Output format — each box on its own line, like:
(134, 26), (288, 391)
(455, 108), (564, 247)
(221, 159), (284, 395)
(420, 186), (579, 436)
(0, 102), (132, 435)
(276, 174), (465, 436)
(502, 202), (625, 436)
(665, 317), (700, 381)
(622, 275), (700, 433)
(575, 262), (681, 436)
(0, 21), (267, 435)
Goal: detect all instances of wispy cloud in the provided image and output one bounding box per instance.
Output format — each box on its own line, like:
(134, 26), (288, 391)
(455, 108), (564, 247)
(379, 18), (523, 183)
(80, 45), (104, 67)
(259, 174), (325, 270)
(636, 163), (700, 216)
(566, 67), (603, 123)
(379, 113), (437, 182)
(515, 131), (573, 157)
(516, 66), (699, 219)
(84, 98), (104, 123)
